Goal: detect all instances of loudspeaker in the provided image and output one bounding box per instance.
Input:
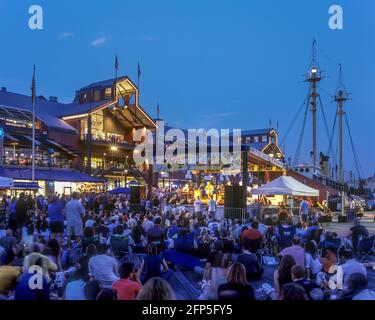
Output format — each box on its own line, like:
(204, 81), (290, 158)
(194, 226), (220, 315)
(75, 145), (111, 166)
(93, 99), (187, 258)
(224, 186), (248, 220)
(224, 186), (246, 208)
(130, 186), (141, 204)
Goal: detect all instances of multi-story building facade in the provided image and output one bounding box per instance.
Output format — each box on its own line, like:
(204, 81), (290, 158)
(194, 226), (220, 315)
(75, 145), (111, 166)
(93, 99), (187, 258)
(0, 75), (156, 195)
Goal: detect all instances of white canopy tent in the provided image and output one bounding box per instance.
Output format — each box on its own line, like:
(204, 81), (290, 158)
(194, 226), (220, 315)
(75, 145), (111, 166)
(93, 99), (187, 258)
(0, 176), (14, 189)
(251, 176), (319, 197)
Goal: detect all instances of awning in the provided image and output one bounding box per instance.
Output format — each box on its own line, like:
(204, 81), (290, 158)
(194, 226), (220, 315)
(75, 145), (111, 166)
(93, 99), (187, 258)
(0, 167), (104, 183)
(251, 176), (319, 197)
(44, 139), (76, 157)
(0, 176), (14, 189)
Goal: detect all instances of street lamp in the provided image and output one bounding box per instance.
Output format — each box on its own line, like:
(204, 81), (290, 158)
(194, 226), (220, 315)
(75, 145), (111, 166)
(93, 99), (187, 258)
(102, 152), (107, 175)
(124, 169), (128, 187)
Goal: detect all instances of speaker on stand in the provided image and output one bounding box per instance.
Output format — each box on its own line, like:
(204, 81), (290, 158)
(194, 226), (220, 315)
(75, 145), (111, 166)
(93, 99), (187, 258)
(224, 185), (247, 220)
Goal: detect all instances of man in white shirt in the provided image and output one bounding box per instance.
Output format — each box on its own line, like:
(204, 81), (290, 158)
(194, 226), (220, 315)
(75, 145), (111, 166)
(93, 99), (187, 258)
(299, 198), (309, 226)
(65, 192), (85, 239)
(89, 244), (119, 288)
(194, 197), (203, 217)
(207, 197), (217, 219)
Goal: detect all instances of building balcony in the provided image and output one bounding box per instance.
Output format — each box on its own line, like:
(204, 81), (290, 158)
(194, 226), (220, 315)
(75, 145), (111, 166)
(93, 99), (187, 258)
(80, 134), (135, 149)
(2, 156), (74, 169)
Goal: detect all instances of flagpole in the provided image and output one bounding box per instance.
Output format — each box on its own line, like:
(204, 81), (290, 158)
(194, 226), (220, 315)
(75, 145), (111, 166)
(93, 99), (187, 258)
(136, 62), (141, 119)
(115, 54), (118, 101)
(137, 62), (140, 93)
(31, 65), (36, 183)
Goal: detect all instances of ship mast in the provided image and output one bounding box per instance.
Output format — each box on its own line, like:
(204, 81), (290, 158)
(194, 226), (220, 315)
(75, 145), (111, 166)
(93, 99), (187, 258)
(306, 39), (322, 172)
(334, 64), (348, 216)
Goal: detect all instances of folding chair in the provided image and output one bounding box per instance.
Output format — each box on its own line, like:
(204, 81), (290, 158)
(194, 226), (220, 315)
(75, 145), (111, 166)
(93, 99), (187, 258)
(356, 235), (375, 262)
(109, 235), (131, 261)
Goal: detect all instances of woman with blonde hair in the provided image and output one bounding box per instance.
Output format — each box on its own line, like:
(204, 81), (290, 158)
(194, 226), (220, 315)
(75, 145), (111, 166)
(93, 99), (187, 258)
(137, 277), (175, 300)
(217, 262), (255, 300)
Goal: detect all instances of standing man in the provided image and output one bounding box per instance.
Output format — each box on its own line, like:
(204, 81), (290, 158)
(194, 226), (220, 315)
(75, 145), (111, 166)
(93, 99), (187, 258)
(299, 197), (309, 227)
(65, 192), (85, 242)
(193, 196), (203, 219)
(207, 196), (217, 220)
(15, 193), (28, 240)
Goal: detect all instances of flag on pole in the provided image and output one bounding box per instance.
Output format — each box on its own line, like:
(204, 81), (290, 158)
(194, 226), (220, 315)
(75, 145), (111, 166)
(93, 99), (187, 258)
(138, 61), (141, 78)
(31, 65), (36, 183)
(31, 65), (36, 103)
(114, 55), (119, 101)
(115, 55), (119, 72)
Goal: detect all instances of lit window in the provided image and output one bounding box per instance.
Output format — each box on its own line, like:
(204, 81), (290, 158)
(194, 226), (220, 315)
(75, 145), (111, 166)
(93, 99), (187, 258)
(105, 88), (112, 99)
(262, 135), (268, 143)
(254, 136), (259, 143)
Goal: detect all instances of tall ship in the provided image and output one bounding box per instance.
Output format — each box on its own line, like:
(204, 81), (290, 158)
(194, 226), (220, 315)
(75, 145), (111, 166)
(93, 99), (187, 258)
(285, 39), (368, 213)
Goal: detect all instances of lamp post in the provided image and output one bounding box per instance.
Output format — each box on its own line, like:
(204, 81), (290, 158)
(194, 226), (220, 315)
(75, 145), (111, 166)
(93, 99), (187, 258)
(102, 152), (106, 176)
(124, 169), (128, 187)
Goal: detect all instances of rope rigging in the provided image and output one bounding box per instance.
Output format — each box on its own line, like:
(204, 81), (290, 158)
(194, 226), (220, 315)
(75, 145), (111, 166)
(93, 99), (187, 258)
(326, 103), (339, 165)
(281, 91), (310, 149)
(344, 113), (363, 179)
(293, 95), (310, 166)
(318, 94), (332, 149)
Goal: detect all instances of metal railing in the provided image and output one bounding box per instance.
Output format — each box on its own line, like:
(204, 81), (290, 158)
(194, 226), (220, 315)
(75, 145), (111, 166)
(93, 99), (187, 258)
(162, 204), (316, 222)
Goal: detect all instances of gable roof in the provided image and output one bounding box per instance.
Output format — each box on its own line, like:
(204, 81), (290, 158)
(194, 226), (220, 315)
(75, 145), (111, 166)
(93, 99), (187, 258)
(79, 76), (129, 90)
(0, 90), (112, 132)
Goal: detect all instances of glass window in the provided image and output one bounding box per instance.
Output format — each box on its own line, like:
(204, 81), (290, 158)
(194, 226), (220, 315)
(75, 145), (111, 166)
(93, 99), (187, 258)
(262, 135), (268, 143)
(105, 88), (112, 99)
(254, 136), (259, 143)
(270, 134), (276, 144)
(94, 90), (101, 101)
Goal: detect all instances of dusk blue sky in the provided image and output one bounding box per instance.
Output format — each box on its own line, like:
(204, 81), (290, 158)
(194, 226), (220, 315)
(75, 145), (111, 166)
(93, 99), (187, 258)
(0, 0), (374, 178)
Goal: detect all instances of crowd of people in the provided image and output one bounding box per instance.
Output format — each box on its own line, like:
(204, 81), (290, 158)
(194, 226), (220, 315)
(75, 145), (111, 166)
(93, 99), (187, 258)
(0, 190), (374, 301)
